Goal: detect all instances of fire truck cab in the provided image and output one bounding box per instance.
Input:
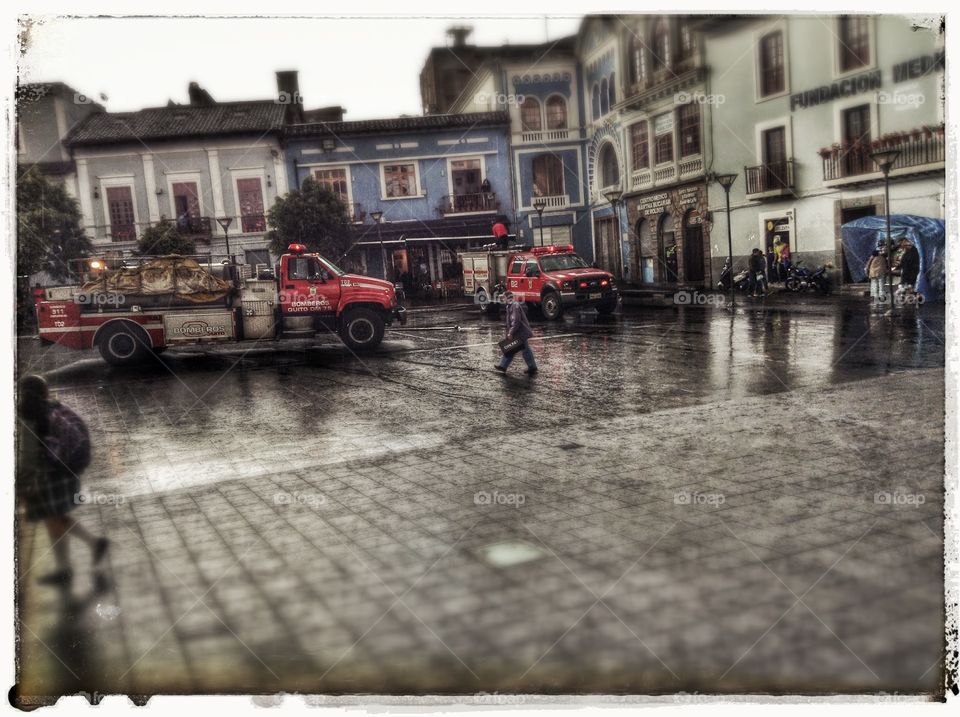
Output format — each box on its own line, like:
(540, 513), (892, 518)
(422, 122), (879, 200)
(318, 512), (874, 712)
(34, 244), (405, 366)
(460, 244), (618, 320)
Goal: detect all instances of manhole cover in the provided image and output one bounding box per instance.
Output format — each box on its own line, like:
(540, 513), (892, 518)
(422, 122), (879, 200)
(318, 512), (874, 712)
(479, 540), (545, 567)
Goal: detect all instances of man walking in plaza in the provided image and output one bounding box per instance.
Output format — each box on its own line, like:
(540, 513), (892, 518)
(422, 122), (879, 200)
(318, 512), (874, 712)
(495, 291), (537, 376)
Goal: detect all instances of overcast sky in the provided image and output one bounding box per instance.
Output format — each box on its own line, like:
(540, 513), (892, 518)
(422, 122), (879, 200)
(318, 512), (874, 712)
(19, 16), (583, 119)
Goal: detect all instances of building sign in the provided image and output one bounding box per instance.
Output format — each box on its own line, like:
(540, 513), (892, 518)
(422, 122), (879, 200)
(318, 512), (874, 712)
(893, 50), (945, 83)
(634, 186), (704, 217)
(654, 113), (674, 135)
(790, 70), (882, 111)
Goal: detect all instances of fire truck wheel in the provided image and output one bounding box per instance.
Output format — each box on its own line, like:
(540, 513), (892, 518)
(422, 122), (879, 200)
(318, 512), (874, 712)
(596, 298), (618, 315)
(340, 308), (385, 351)
(476, 288), (490, 311)
(541, 291), (563, 320)
(97, 321), (151, 366)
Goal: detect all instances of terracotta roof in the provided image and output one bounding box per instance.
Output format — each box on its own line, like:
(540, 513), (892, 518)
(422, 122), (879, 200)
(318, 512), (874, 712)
(285, 111), (510, 138)
(67, 101), (286, 146)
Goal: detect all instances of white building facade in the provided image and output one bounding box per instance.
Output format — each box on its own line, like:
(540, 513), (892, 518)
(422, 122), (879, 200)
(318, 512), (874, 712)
(704, 15), (945, 281)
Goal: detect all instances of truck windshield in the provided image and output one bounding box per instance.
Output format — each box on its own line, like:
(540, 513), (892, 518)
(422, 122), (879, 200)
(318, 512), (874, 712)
(539, 254), (590, 272)
(320, 258), (345, 276)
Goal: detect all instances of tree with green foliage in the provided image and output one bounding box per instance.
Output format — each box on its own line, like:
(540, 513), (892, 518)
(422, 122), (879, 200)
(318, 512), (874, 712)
(266, 176), (353, 258)
(134, 220), (196, 256)
(16, 168), (91, 281)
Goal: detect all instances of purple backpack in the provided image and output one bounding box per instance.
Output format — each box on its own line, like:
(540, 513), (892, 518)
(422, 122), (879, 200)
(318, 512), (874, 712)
(45, 402), (91, 474)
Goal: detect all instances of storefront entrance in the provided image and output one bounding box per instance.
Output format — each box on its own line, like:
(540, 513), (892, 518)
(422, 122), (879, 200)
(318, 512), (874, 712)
(683, 210), (705, 283)
(594, 217), (622, 278)
(840, 206), (876, 281)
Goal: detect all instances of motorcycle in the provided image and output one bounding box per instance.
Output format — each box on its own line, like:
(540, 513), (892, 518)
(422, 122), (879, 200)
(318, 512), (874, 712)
(717, 260), (751, 292)
(785, 260), (832, 294)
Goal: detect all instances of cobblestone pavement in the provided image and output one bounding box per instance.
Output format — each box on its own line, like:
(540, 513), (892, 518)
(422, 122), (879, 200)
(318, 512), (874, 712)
(14, 305), (946, 699)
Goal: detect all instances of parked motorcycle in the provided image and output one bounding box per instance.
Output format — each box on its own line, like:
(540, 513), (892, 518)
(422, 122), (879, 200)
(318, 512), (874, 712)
(785, 260), (832, 294)
(717, 260), (751, 292)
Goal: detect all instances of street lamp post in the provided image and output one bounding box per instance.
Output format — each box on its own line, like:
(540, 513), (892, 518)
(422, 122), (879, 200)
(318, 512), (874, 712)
(532, 197), (547, 247)
(870, 148), (901, 307)
(370, 210), (386, 280)
(714, 173), (738, 309)
(216, 217), (234, 263)
(603, 189), (624, 278)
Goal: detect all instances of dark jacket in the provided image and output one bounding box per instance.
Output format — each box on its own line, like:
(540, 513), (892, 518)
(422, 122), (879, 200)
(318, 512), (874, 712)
(505, 301), (533, 341)
(749, 253), (765, 273)
(899, 246), (920, 284)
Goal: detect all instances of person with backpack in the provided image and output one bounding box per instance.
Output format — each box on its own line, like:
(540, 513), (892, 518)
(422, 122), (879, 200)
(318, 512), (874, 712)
(17, 375), (108, 587)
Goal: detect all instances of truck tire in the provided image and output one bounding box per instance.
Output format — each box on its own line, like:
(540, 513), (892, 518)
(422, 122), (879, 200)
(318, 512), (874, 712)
(340, 308), (385, 351)
(98, 321), (152, 366)
(596, 298), (618, 315)
(476, 288), (490, 312)
(541, 291), (563, 320)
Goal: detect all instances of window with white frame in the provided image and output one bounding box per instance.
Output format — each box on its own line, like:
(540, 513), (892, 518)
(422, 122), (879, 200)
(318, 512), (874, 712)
(534, 225), (571, 247)
(521, 97), (542, 131)
(313, 167), (349, 203)
(759, 30), (785, 97)
(838, 16), (871, 73)
(545, 96), (568, 129)
(654, 113), (674, 164)
(383, 163), (418, 198)
(235, 176), (266, 233)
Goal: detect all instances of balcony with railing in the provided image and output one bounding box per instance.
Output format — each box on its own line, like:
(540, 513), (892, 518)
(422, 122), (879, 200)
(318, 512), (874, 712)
(745, 159), (796, 198)
(820, 125), (945, 186)
(530, 194), (570, 210)
(519, 127), (575, 143)
(440, 192), (500, 215)
(171, 215), (213, 239)
(630, 153), (704, 191)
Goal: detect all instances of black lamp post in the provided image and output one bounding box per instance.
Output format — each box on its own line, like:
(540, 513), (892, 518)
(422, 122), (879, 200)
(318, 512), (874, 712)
(870, 148), (901, 306)
(714, 173), (738, 309)
(603, 188), (624, 279)
(216, 217), (233, 262)
(370, 210), (386, 280)
(532, 197), (547, 246)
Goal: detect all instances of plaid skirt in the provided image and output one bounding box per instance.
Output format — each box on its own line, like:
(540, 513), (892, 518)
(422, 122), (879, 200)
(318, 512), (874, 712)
(22, 467), (80, 522)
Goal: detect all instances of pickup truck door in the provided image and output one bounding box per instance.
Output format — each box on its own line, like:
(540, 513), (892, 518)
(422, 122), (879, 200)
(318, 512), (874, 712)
(522, 259), (544, 300)
(280, 255), (340, 316)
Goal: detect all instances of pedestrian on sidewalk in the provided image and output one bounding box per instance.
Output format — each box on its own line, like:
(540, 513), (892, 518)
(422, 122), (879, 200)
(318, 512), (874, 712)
(495, 291), (538, 376)
(748, 248), (767, 297)
(895, 239), (921, 300)
(865, 249), (889, 306)
(17, 375), (108, 588)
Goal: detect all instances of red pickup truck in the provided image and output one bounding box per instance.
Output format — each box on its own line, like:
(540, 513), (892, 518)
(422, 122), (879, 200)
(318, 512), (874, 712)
(461, 244), (619, 319)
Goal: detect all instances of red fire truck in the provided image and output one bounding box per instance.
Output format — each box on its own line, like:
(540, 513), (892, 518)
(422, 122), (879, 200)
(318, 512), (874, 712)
(34, 244), (405, 366)
(460, 244), (619, 319)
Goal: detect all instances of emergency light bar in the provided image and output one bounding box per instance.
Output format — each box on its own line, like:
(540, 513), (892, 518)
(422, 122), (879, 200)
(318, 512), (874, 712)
(531, 244), (575, 255)
(287, 243), (307, 254)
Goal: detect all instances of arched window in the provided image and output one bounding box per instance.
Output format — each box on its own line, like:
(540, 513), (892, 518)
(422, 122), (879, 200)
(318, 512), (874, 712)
(591, 84), (601, 121)
(608, 72), (616, 108)
(600, 77), (609, 116)
(599, 144), (620, 188)
(520, 97), (542, 131)
(652, 17), (671, 71)
(532, 154), (564, 198)
(545, 95), (568, 129)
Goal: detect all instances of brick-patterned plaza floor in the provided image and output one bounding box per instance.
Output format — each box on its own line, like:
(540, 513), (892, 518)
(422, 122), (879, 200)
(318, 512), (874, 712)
(14, 305), (946, 700)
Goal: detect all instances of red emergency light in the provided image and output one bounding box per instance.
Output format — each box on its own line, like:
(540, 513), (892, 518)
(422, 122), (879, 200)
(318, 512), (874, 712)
(531, 244), (575, 255)
(287, 243), (307, 254)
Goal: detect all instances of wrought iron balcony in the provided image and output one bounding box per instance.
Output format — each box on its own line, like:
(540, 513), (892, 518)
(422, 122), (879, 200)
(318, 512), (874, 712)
(171, 215), (213, 238)
(820, 125), (944, 184)
(745, 159), (796, 197)
(440, 192), (499, 215)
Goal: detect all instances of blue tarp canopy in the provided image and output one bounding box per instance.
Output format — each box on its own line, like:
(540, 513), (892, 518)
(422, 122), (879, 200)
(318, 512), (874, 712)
(841, 214), (946, 301)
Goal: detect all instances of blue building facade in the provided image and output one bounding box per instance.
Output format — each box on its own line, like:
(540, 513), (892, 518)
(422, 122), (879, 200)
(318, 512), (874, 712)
(284, 112), (512, 289)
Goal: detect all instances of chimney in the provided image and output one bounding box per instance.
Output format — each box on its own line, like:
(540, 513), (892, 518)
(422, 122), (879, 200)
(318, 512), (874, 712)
(276, 70), (303, 123)
(187, 82), (216, 106)
(446, 25), (473, 47)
